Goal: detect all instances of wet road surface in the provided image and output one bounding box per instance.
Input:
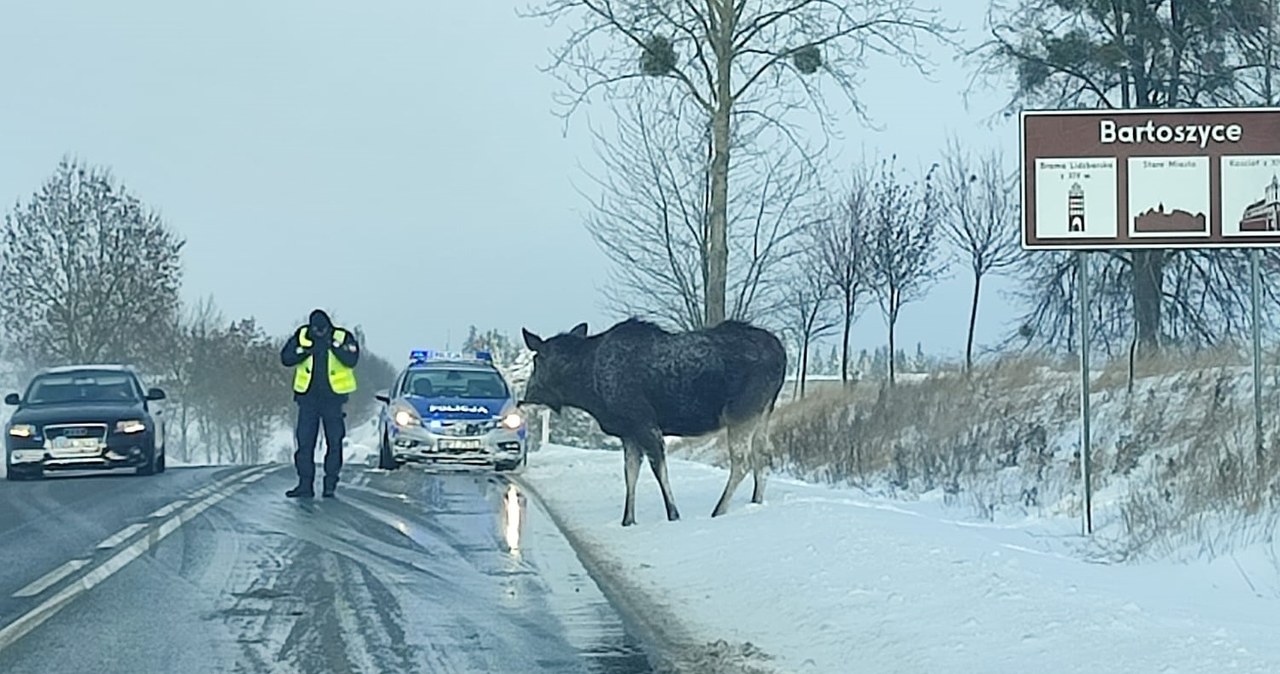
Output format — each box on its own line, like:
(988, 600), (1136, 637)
(0, 464), (655, 673)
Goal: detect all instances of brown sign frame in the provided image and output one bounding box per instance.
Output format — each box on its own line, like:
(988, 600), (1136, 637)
(1020, 107), (1280, 250)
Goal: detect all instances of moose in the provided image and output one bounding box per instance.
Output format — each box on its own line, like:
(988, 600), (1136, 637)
(520, 318), (786, 526)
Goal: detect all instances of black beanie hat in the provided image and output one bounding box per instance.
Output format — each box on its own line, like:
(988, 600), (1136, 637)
(309, 309), (332, 330)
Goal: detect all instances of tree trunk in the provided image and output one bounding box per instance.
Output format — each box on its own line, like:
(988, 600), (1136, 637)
(841, 310), (853, 386)
(1131, 249), (1165, 354)
(705, 12), (733, 327)
(179, 401), (190, 462)
(888, 311), (898, 387)
(966, 272), (982, 374)
(705, 109), (730, 326)
(799, 336), (811, 398)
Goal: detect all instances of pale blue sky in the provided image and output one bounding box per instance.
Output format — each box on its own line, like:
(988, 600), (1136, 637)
(0, 1), (1019, 364)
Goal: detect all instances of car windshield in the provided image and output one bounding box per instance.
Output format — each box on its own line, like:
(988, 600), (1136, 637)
(402, 367), (509, 399)
(24, 372), (140, 405)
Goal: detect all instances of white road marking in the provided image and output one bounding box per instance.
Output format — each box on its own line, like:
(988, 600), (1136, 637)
(0, 464), (278, 652)
(94, 524), (148, 550)
(11, 560), (90, 598)
(148, 500), (188, 519)
(149, 465), (271, 518)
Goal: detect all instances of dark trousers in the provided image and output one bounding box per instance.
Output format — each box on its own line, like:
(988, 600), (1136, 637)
(294, 398), (346, 486)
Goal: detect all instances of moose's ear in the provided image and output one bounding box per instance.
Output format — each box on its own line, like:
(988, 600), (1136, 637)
(522, 328), (544, 351)
(569, 322), (588, 338)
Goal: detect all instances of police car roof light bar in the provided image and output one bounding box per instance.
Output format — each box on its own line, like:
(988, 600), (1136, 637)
(408, 349), (495, 364)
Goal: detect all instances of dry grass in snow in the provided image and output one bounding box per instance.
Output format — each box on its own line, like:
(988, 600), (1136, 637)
(668, 348), (1280, 562)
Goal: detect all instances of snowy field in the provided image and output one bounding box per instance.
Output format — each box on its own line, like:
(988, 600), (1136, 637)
(521, 444), (1280, 674)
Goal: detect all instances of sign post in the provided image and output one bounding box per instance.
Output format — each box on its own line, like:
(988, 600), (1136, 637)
(1020, 107), (1280, 535)
(1252, 248), (1264, 464)
(1077, 250), (1093, 535)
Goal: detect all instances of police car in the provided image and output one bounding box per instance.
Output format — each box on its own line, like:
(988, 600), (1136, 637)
(373, 350), (527, 471)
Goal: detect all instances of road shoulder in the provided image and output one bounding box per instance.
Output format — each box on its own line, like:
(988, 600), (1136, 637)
(514, 473), (780, 674)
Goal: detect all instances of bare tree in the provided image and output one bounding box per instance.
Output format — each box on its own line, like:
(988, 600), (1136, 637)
(222, 318), (289, 464)
(582, 95), (811, 329)
(864, 157), (945, 386)
(1182, 0), (1280, 108)
(0, 157), (185, 372)
(812, 163), (873, 386)
(346, 326), (398, 420)
(1003, 246), (1274, 358)
(937, 136), (1022, 373)
(971, 0), (1280, 355)
(782, 251), (838, 399)
(526, 0), (958, 327)
(153, 295), (223, 460)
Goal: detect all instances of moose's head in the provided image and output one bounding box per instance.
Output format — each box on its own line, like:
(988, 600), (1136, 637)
(520, 322), (589, 413)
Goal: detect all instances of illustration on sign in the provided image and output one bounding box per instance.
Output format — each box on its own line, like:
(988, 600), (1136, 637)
(1126, 156), (1210, 237)
(1221, 155), (1280, 236)
(1068, 183), (1085, 231)
(1033, 157), (1117, 238)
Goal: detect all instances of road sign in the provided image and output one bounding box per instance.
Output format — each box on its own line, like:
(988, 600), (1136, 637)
(1020, 107), (1280, 250)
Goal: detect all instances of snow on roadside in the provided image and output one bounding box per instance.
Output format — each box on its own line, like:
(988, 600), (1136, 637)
(343, 415), (382, 467)
(523, 444), (1280, 674)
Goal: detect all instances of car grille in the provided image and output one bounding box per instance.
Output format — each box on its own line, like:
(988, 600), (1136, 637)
(439, 420), (495, 437)
(43, 423), (108, 440)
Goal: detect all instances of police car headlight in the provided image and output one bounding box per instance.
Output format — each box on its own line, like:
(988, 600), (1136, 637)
(392, 404), (421, 427)
(500, 413), (522, 430)
(8, 424), (35, 438)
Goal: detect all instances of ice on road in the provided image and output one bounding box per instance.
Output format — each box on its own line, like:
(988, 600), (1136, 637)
(0, 464), (654, 674)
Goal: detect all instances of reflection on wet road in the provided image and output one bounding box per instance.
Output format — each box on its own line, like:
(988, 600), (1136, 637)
(0, 464), (655, 673)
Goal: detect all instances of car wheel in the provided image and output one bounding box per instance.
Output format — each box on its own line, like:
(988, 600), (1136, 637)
(495, 454), (526, 472)
(378, 432), (398, 471)
(136, 444), (158, 476)
(156, 450), (166, 474)
(6, 464), (43, 481)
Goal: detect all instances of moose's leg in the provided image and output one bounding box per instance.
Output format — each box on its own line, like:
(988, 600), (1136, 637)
(750, 409), (773, 504)
(638, 428), (680, 521)
(621, 439), (643, 527)
(712, 420), (749, 517)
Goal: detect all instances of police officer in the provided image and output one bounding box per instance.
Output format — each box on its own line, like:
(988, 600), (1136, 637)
(280, 309), (359, 498)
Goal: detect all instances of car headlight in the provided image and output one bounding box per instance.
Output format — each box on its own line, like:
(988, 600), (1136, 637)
(7, 424), (35, 438)
(500, 413), (522, 430)
(392, 405), (420, 427)
(116, 420), (146, 434)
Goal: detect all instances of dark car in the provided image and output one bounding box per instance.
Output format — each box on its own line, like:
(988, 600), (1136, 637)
(4, 365), (168, 480)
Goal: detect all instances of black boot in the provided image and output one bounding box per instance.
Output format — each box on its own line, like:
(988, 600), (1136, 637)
(286, 481), (314, 498)
(322, 478), (337, 498)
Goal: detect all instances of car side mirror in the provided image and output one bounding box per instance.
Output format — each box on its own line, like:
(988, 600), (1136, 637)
(146, 388), (167, 401)
(374, 389), (390, 404)
(3, 393), (19, 406)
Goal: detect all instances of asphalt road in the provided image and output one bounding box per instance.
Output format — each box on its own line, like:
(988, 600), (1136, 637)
(0, 463), (655, 673)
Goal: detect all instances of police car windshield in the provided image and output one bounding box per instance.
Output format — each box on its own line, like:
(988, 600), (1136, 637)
(402, 368), (509, 400)
(25, 372), (140, 405)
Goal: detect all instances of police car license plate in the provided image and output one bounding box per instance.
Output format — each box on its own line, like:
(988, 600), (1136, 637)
(439, 439), (482, 450)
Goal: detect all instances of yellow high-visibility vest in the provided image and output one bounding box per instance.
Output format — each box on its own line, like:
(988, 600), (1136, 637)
(293, 327), (357, 395)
